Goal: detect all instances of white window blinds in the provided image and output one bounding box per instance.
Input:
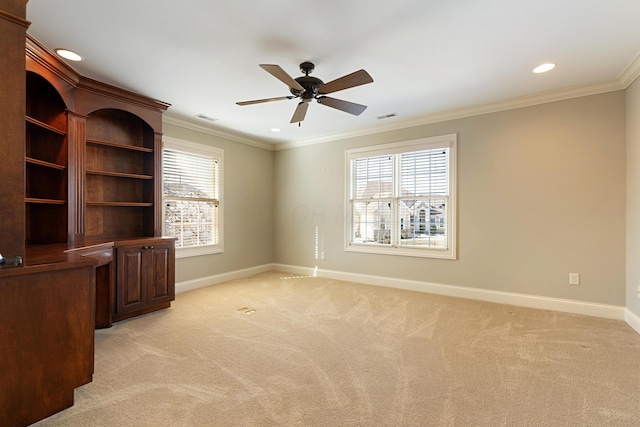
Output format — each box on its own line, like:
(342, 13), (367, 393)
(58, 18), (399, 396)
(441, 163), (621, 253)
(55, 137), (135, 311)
(163, 147), (220, 249)
(398, 148), (449, 250)
(400, 149), (448, 197)
(353, 155), (393, 199)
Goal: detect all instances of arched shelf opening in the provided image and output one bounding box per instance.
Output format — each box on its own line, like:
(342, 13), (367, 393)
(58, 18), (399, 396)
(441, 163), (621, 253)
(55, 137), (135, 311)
(84, 108), (157, 239)
(25, 71), (69, 245)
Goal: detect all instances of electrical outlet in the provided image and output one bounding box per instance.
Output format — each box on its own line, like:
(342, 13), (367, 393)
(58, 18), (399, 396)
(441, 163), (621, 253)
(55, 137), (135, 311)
(320, 252), (325, 260)
(569, 273), (580, 286)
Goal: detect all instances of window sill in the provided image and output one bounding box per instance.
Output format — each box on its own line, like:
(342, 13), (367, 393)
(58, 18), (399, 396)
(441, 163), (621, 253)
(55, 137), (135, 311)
(175, 245), (223, 259)
(345, 244), (456, 260)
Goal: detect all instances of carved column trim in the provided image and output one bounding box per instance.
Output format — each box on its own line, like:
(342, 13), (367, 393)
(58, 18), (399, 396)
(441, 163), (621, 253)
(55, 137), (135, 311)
(67, 111), (87, 242)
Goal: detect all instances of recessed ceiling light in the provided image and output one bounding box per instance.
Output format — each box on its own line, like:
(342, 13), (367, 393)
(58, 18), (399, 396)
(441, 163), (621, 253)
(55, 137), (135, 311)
(55, 49), (82, 62)
(270, 128), (281, 132)
(533, 63), (556, 74)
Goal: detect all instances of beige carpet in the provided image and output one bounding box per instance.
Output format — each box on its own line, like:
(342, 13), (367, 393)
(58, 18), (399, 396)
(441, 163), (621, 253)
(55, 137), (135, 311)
(34, 271), (640, 426)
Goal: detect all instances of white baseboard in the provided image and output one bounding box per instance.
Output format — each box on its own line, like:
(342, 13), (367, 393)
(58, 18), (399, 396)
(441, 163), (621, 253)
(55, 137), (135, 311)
(625, 309), (640, 335)
(273, 263), (626, 320)
(175, 263), (274, 294)
(177, 263), (628, 322)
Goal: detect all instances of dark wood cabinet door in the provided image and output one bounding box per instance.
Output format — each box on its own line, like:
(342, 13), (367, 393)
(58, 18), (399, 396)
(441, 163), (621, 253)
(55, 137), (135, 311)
(116, 244), (147, 315)
(114, 239), (175, 320)
(149, 242), (175, 304)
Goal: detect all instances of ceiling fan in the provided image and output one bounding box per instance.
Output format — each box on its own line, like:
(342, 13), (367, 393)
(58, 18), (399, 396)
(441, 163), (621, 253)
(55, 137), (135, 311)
(237, 62), (373, 124)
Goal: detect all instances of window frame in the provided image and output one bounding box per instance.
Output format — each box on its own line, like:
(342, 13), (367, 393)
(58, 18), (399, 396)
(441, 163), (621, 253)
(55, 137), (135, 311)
(162, 135), (224, 259)
(344, 134), (457, 259)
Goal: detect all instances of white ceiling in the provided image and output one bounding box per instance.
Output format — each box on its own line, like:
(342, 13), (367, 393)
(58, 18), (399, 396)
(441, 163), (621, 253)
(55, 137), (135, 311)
(26, 0), (640, 148)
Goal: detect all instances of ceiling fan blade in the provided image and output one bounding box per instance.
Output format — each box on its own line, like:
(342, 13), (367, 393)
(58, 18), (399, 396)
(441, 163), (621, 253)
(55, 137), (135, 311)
(236, 96), (293, 106)
(318, 69), (373, 95)
(317, 96), (367, 116)
(290, 101), (309, 123)
(260, 64), (304, 91)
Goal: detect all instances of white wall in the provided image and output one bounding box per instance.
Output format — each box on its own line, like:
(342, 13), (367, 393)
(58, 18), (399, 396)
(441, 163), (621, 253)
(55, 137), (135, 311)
(163, 122), (275, 284)
(627, 78), (640, 318)
(275, 91), (627, 306)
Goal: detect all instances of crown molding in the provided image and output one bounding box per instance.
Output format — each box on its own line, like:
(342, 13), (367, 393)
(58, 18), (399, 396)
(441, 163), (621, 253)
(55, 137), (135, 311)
(162, 113), (276, 151)
(619, 51), (640, 88)
(276, 79), (625, 151)
(0, 9), (30, 28)
(26, 34), (80, 88)
(164, 78), (627, 152)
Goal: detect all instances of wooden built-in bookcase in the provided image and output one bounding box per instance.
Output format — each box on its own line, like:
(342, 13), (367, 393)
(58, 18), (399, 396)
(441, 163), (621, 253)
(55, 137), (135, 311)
(25, 72), (69, 245)
(22, 36), (170, 247)
(85, 109), (157, 239)
(21, 34), (174, 329)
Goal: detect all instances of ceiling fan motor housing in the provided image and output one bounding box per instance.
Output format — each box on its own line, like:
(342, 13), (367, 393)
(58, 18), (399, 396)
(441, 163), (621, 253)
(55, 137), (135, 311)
(292, 75), (324, 99)
(290, 63), (323, 99)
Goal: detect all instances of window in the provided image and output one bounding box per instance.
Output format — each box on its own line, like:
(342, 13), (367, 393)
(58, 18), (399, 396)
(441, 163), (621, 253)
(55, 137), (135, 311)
(345, 134), (456, 259)
(162, 136), (223, 258)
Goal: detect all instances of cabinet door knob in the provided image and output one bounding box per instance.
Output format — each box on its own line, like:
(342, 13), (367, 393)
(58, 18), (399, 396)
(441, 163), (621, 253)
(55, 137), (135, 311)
(142, 245), (154, 250)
